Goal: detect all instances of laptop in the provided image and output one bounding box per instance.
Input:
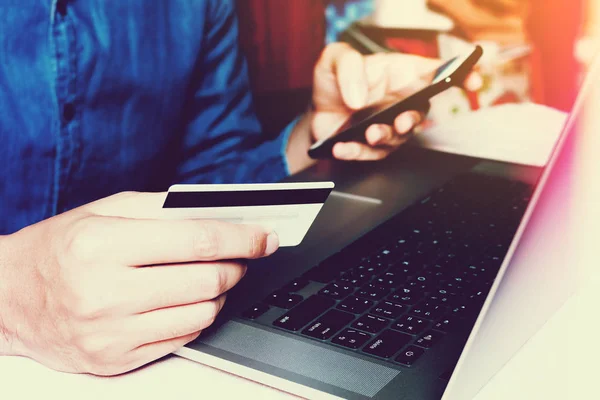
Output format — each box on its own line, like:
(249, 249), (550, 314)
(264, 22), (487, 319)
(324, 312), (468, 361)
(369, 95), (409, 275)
(174, 56), (597, 399)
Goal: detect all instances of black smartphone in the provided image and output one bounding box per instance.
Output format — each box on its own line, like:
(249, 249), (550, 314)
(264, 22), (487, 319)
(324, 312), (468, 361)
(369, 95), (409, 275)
(308, 45), (483, 159)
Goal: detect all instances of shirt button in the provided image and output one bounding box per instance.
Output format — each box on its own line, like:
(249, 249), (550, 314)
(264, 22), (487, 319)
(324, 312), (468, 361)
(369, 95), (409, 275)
(62, 102), (76, 123)
(56, 0), (68, 17)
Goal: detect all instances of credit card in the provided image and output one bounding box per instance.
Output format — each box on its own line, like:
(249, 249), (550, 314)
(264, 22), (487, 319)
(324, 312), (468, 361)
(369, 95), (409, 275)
(162, 181), (335, 246)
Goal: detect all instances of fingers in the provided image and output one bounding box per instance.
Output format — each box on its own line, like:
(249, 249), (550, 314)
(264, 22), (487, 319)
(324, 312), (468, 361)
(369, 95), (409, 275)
(123, 330), (202, 374)
(71, 216), (279, 266)
(317, 43), (368, 109)
(126, 261), (246, 312)
(365, 124), (395, 146)
(333, 142), (393, 161)
(128, 295), (227, 346)
(332, 109), (421, 161)
(365, 112), (419, 146)
(393, 111), (423, 136)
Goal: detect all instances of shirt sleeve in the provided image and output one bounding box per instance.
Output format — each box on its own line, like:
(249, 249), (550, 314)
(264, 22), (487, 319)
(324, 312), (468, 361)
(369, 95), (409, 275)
(174, 0), (293, 184)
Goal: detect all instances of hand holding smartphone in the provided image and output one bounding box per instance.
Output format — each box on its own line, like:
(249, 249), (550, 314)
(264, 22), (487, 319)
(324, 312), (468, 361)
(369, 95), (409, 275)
(308, 45), (484, 159)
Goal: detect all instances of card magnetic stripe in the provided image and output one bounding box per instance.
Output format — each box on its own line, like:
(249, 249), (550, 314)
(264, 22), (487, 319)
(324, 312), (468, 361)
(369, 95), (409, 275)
(162, 188), (333, 208)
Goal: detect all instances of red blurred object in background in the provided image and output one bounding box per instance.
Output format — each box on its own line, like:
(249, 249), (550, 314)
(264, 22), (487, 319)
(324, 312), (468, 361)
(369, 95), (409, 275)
(236, 0), (325, 93)
(528, 0), (583, 111)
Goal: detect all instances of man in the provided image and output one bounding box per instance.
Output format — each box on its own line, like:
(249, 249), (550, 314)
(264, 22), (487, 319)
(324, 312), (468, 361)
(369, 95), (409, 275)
(0, 0), (478, 376)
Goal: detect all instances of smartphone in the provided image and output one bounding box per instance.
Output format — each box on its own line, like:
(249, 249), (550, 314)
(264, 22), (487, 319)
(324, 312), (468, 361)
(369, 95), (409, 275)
(308, 45), (484, 159)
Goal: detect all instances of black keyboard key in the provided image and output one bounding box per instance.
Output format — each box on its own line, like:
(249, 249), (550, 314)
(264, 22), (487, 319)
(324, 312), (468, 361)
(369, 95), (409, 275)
(464, 263), (495, 280)
(392, 259), (419, 275)
(371, 301), (406, 319)
(428, 288), (457, 306)
(392, 315), (427, 335)
(435, 251), (461, 269)
(411, 273), (436, 287)
(363, 329), (411, 358)
(283, 277), (309, 292)
(478, 254), (504, 269)
(410, 301), (447, 320)
(344, 267), (376, 285)
(395, 345), (425, 366)
(339, 272), (371, 287)
(432, 317), (454, 333)
(406, 248), (438, 266)
(405, 279), (432, 292)
(273, 295), (335, 331)
(388, 287), (423, 305)
(414, 330), (443, 348)
(242, 303), (269, 320)
(351, 314), (389, 334)
(302, 309), (355, 340)
(361, 258), (391, 271)
(374, 271), (405, 288)
(449, 304), (469, 318)
(337, 296), (373, 314)
(319, 282), (354, 299)
(439, 281), (468, 296)
(464, 289), (487, 305)
(331, 329), (372, 349)
(387, 263), (414, 279)
(372, 247), (396, 262)
(421, 266), (448, 282)
(356, 283), (390, 301)
(265, 291), (303, 309)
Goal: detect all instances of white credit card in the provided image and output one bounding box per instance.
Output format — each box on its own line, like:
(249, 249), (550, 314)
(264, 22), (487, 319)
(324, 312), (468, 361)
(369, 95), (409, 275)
(162, 181), (335, 247)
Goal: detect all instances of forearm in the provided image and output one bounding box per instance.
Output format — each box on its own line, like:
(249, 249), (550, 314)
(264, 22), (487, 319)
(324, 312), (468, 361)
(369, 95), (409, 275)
(284, 111), (318, 175)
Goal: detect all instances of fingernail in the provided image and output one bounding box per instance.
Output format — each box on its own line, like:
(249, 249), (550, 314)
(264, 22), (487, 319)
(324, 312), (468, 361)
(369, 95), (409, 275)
(372, 127), (383, 143)
(334, 144), (350, 159)
(265, 231), (280, 256)
(398, 115), (413, 133)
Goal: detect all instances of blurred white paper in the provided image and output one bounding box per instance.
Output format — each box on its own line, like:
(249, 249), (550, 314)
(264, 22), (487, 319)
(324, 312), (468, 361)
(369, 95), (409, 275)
(413, 103), (568, 166)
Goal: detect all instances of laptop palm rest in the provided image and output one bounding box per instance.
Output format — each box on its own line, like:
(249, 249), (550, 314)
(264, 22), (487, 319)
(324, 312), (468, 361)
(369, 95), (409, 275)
(184, 320), (399, 397)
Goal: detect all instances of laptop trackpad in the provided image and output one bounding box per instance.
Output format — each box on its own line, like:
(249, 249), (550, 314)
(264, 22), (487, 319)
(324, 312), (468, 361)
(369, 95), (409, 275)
(185, 321), (399, 397)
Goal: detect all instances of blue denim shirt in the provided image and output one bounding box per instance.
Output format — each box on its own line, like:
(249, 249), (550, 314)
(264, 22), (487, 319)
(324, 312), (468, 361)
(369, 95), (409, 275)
(0, 0), (293, 234)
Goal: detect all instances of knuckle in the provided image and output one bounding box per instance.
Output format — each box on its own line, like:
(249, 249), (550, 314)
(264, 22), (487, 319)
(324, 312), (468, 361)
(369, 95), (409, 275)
(191, 225), (219, 259)
(62, 216), (105, 262)
(315, 42), (349, 72)
(77, 335), (111, 359)
(106, 191), (137, 202)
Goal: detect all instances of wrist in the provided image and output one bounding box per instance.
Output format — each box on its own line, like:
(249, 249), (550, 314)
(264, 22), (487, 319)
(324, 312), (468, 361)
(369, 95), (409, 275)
(0, 234), (25, 356)
(284, 110), (318, 175)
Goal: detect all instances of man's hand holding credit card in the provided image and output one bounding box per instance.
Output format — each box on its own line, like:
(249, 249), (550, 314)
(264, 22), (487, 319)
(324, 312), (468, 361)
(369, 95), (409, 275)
(162, 182), (335, 247)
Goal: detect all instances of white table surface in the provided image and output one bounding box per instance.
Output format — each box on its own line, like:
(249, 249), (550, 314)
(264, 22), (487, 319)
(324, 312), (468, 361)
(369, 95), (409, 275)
(1, 280), (596, 400)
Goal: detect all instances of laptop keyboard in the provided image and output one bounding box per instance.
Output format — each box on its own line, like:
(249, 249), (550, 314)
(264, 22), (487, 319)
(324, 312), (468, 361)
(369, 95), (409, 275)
(241, 173), (533, 367)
